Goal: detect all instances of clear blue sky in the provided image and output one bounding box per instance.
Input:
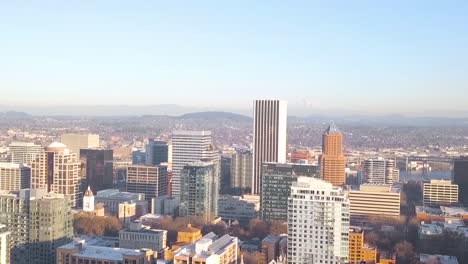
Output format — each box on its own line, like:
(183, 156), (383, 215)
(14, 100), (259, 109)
(1, 1), (467, 116)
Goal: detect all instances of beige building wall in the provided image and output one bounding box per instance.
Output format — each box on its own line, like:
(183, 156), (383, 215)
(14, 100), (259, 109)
(423, 180), (459, 206)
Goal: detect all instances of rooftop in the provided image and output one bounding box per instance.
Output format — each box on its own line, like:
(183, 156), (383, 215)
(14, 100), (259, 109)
(324, 123), (340, 135)
(175, 232), (237, 259)
(440, 206), (468, 216)
(95, 189), (144, 201)
(59, 240), (144, 261)
(420, 254), (459, 264)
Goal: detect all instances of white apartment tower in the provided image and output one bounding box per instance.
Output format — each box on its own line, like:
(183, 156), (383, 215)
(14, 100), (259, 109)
(7, 142), (42, 165)
(31, 142), (81, 207)
(288, 177), (349, 264)
(252, 100), (287, 194)
(171, 131), (217, 197)
(363, 157), (398, 184)
(0, 162), (30, 192)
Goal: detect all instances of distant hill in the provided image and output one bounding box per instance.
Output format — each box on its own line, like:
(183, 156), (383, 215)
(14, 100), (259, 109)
(177, 111), (252, 122)
(0, 111), (31, 119)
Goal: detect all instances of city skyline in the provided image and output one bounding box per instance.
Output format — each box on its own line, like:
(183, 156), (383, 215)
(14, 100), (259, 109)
(1, 1), (468, 116)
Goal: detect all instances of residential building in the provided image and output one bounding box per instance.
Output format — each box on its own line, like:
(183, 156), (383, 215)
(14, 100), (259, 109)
(60, 133), (99, 157)
(171, 130), (218, 197)
(126, 165), (168, 205)
(261, 163), (319, 222)
(0, 225), (10, 264)
(94, 189), (146, 215)
(349, 184), (401, 220)
(145, 139), (168, 166)
(287, 177), (349, 264)
(349, 227), (377, 264)
(453, 156), (468, 206)
(179, 161), (219, 222)
(56, 240), (158, 264)
(173, 232), (238, 264)
(7, 142), (42, 165)
(0, 162), (30, 192)
(80, 149), (113, 192)
(363, 157), (398, 184)
(119, 221), (167, 253)
(30, 142), (81, 207)
(0, 189), (73, 264)
(218, 195), (260, 223)
(230, 150), (253, 190)
(423, 180), (459, 206)
(252, 100), (287, 194)
(320, 123), (346, 186)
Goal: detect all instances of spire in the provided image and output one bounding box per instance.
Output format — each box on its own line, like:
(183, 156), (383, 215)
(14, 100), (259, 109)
(324, 122), (340, 134)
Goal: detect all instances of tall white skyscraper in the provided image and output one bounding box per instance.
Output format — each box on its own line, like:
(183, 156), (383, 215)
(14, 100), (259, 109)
(171, 131), (217, 197)
(252, 100), (287, 194)
(288, 177), (349, 264)
(363, 157), (397, 184)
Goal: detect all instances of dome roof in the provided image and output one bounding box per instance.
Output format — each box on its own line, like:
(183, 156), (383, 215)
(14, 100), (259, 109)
(47, 142), (67, 150)
(84, 186), (94, 197)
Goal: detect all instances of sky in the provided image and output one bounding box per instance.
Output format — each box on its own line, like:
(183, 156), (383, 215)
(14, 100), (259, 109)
(1, 1), (468, 116)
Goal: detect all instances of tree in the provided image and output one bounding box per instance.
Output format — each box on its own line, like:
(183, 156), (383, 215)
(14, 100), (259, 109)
(73, 213), (122, 237)
(395, 241), (417, 264)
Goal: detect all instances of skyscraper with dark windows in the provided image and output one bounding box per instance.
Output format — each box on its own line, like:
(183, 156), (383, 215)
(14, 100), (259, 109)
(145, 139), (168, 166)
(80, 149), (114, 192)
(454, 156), (468, 206)
(320, 123), (346, 186)
(252, 100), (287, 194)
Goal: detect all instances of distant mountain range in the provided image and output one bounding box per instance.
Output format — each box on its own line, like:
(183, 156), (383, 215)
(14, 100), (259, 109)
(1, 105), (468, 127)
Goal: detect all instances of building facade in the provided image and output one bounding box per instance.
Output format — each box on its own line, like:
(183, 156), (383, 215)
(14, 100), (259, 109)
(95, 189), (146, 215)
(261, 163), (319, 222)
(0, 189), (73, 264)
(423, 180), (459, 206)
(0, 163), (30, 192)
(7, 142), (42, 165)
(349, 184), (401, 220)
(126, 165), (168, 205)
(60, 133), (99, 157)
(171, 130), (218, 197)
(454, 156), (468, 207)
(119, 221), (167, 252)
(230, 150), (253, 190)
(287, 177), (349, 264)
(363, 157), (397, 184)
(218, 195), (260, 223)
(252, 100), (287, 194)
(179, 161), (219, 222)
(30, 142), (81, 207)
(320, 123), (346, 186)
(145, 139), (168, 166)
(80, 149), (113, 192)
(0, 225), (10, 264)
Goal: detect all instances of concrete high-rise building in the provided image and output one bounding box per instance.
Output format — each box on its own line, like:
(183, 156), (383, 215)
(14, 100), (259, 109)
(0, 189), (73, 264)
(230, 150), (253, 190)
(453, 156), (468, 206)
(320, 123), (346, 186)
(126, 165), (168, 205)
(252, 100), (287, 194)
(80, 149), (113, 192)
(145, 139), (168, 166)
(0, 225), (10, 264)
(349, 184), (401, 220)
(7, 142), (42, 165)
(423, 180), (459, 206)
(171, 131), (218, 197)
(261, 163), (319, 222)
(287, 177), (349, 264)
(0, 163), (30, 192)
(60, 133), (99, 157)
(363, 157), (397, 184)
(179, 161), (219, 222)
(31, 142), (81, 207)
